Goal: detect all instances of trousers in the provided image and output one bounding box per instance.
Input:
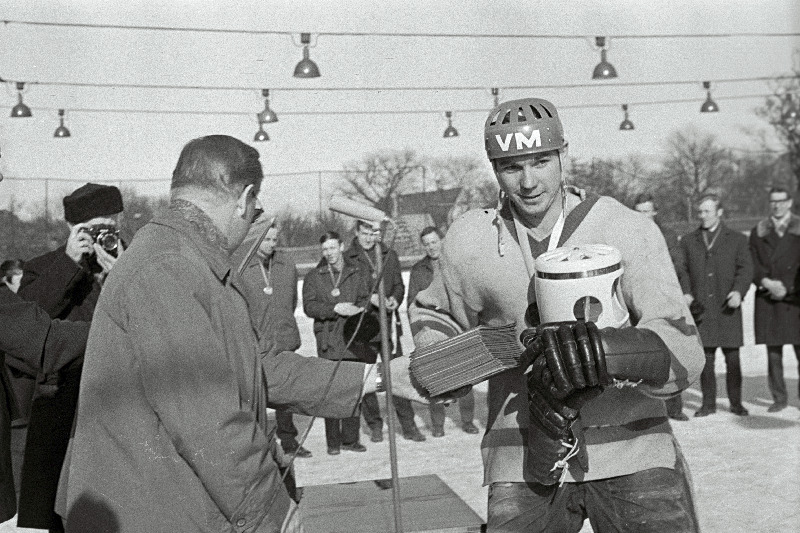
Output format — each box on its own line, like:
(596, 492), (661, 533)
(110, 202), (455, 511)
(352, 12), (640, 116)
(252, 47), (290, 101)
(361, 393), (418, 434)
(767, 345), (800, 406)
(486, 451), (698, 532)
(700, 347), (742, 408)
(429, 389), (475, 429)
(323, 416), (360, 448)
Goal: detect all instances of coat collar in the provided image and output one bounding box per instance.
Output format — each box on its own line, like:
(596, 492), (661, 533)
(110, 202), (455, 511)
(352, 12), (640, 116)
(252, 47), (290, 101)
(314, 257), (360, 277)
(756, 213), (800, 238)
(150, 200), (232, 283)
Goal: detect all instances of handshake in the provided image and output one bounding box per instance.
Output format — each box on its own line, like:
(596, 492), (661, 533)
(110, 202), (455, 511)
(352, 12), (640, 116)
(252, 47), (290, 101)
(519, 320), (672, 485)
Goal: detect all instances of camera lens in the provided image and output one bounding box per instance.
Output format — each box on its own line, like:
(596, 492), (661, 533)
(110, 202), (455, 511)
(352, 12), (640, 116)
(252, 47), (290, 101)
(98, 232), (119, 251)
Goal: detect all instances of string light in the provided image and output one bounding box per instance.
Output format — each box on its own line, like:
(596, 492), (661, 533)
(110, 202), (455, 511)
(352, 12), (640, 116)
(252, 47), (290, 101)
(700, 81), (719, 112)
(257, 89), (278, 123)
(53, 109), (71, 137)
(619, 104), (634, 130)
(253, 116), (269, 142)
(592, 37), (617, 80)
(10, 82), (32, 118)
(443, 111), (459, 138)
(293, 33), (320, 78)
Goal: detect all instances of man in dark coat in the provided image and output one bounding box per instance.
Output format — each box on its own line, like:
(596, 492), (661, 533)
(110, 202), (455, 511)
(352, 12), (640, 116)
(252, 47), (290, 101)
(677, 194), (753, 417)
(408, 226), (478, 437)
(634, 194), (689, 421)
(16, 182), (124, 532)
(59, 136), (420, 532)
(749, 186), (800, 413)
(303, 231), (372, 455)
(345, 220), (426, 442)
(237, 221), (313, 458)
(0, 288), (89, 525)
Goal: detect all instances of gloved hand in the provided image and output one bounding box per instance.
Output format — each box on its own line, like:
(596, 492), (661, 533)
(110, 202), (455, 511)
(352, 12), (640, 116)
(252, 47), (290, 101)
(520, 321), (612, 398)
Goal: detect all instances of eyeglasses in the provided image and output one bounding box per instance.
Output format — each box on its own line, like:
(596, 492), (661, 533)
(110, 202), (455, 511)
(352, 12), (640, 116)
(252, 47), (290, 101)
(768, 198), (791, 205)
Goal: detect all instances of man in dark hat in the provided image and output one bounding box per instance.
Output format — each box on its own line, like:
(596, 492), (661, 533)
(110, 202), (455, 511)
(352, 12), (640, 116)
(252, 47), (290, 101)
(16, 182), (124, 532)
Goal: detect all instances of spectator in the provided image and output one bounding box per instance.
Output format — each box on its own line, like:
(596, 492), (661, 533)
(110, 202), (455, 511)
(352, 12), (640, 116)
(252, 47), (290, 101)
(302, 231), (370, 456)
(60, 135), (416, 532)
(677, 194), (753, 417)
(409, 97), (703, 531)
(408, 226), (479, 437)
(748, 186), (800, 413)
(633, 194), (689, 421)
(236, 221), (312, 458)
(0, 290), (89, 527)
(345, 220), (426, 443)
(0, 260), (23, 294)
(16, 182), (124, 532)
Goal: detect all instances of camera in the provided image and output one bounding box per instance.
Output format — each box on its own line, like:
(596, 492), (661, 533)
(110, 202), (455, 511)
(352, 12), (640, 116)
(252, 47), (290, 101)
(83, 224), (120, 256)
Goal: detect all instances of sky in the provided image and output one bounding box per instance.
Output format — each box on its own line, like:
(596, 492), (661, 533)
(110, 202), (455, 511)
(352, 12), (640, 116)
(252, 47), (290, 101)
(0, 0), (798, 219)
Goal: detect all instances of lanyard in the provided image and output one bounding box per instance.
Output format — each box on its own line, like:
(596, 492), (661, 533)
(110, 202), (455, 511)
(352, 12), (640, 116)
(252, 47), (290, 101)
(513, 209), (565, 279)
(327, 263), (344, 292)
(702, 228), (720, 252)
(258, 256), (273, 295)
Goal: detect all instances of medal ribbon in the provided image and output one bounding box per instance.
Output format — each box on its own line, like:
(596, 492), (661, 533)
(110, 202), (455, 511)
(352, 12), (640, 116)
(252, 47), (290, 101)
(258, 256), (273, 294)
(327, 263), (344, 296)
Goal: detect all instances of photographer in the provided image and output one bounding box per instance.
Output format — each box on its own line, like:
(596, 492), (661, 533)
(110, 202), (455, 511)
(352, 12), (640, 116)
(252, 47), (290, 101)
(16, 182), (124, 532)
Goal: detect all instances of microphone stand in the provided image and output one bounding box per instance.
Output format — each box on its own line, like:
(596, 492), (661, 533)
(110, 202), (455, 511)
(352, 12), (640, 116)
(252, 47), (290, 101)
(374, 220), (403, 533)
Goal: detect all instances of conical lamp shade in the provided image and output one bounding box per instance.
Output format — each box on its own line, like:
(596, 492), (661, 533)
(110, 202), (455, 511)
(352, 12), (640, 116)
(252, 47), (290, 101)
(54, 124), (71, 137)
(619, 119), (634, 130)
(11, 93), (32, 118)
(443, 125), (459, 138)
(592, 50), (617, 80)
(701, 94), (719, 113)
(254, 125), (269, 142)
(294, 47), (320, 78)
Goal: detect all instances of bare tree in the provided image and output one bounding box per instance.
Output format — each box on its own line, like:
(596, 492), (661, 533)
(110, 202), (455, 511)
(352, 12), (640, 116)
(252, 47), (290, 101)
(567, 155), (648, 207)
(755, 49), (800, 196)
(659, 128), (737, 220)
(428, 155), (499, 222)
(337, 149), (423, 216)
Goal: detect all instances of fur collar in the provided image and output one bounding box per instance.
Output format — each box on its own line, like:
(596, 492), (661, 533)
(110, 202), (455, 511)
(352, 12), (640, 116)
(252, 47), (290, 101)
(756, 213), (800, 238)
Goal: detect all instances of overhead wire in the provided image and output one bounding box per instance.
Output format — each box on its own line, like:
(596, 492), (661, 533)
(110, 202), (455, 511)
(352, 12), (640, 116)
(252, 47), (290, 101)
(0, 93), (776, 118)
(3, 20), (800, 39)
(0, 75), (794, 93)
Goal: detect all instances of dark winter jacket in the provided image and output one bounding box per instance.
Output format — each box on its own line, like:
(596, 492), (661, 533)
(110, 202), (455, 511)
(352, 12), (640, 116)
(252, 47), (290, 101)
(302, 258), (371, 362)
(749, 214), (800, 345)
(239, 251), (302, 355)
(0, 288), (89, 523)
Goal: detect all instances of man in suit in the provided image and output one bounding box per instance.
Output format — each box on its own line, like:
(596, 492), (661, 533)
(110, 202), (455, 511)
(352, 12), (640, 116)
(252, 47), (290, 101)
(677, 194), (753, 417)
(748, 186), (800, 413)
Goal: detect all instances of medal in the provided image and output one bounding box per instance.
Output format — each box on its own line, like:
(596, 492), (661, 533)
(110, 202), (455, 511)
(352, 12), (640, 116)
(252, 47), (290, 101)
(328, 263), (345, 300)
(371, 272), (378, 279)
(259, 260), (273, 296)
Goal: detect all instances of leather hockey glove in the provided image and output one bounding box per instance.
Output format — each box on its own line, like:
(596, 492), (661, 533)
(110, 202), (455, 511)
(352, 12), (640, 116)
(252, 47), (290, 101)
(520, 322), (673, 485)
(520, 322), (672, 397)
